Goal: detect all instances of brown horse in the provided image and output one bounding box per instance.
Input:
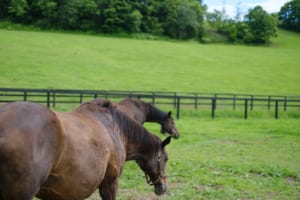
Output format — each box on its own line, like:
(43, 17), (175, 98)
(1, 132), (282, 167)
(114, 98), (179, 139)
(0, 99), (171, 200)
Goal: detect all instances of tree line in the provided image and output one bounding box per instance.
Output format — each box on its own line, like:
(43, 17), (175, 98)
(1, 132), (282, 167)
(0, 0), (299, 44)
(279, 0), (300, 32)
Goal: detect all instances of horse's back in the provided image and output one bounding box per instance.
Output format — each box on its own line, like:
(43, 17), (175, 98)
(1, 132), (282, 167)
(114, 98), (147, 123)
(0, 102), (63, 200)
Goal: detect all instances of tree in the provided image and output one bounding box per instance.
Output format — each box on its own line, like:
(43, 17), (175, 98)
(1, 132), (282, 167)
(206, 9), (225, 30)
(175, 0), (204, 39)
(126, 9), (142, 32)
(57, 0), (98, 30)
(157, 0), (179, 38)
(0, 0), (10, 18)
(279, 0), (300, 32)
(244, 6), (277, 44)
(99, 0), (132, 33)
(205, 10), (243, 43)
(7, 0), (28, 22)
(30, 0), (58, 27)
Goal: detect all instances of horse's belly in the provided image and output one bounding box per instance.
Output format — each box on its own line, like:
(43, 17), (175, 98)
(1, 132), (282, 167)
(37, 151), (108, 200)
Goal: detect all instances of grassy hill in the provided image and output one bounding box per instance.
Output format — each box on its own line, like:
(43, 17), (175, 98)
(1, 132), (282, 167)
(0, 28), (299, 95)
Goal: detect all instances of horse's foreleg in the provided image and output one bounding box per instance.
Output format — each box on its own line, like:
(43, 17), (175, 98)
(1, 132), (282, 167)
(99, 178), (118, 200)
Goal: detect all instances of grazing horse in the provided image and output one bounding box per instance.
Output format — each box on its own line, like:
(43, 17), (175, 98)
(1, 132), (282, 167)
(0, 99), (171, 200)
(114, 98), (180, 139)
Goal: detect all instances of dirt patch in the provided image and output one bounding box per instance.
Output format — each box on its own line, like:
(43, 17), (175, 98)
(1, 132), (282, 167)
(85, 189), (168, 200)
(196, 184), (224, 192)
(286, 176), (298, 185)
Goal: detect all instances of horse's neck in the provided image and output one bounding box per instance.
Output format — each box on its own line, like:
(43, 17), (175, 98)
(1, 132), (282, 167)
(110, 107), (158, 160)
(146, 105), (167, 124)
(125, 131), (159, 161)
(131, 100), (149, 123)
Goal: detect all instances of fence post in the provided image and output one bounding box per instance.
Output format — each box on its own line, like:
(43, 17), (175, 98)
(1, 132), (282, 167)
(94, 93), (98, 99)
(152, 93), (155, 104)
(47, 90), (50, 108)
(195, 94), (198, 110)
(173, 92), (177, 108)
(284, 96), (287, 112)
(268, 96), (271, 110)
(233, 95), (236, 110)
(24, 90), (27, 102)
(211, 98), (216, 119)
(244, 99), (248, 119)
(250, 95), (254, 111)
(275, 100), (279, 119)
(176, 97), (180, 120)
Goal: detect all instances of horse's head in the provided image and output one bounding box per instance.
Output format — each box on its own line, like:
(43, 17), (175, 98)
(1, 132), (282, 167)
(136, 136), (171, 195)
(160, 111), (180, 139)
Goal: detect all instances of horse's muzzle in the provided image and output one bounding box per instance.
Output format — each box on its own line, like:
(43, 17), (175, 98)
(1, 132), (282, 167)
(154, 183), (167, 195)
(172, 132), (180, 139)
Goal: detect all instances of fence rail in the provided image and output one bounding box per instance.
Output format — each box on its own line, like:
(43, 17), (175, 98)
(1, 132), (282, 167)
(1, 88), (300, 119)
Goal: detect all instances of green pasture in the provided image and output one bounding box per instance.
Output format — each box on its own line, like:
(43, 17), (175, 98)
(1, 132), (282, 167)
(0, 27), (299, 95)
(0, 27), (299, 199)
(116, 118), (300, 200)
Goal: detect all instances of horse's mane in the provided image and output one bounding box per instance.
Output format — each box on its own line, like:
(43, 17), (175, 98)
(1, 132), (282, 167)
(78, 99), (161, 154)
(123, 98), (168, 122)
(108, 104), (160, 154)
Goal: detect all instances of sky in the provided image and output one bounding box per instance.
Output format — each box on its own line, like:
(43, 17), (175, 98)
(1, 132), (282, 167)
(203, 0), (290, 18)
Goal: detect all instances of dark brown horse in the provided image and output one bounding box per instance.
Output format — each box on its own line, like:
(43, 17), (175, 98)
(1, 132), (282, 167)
(0, 99), (171, 200)
(114, 98), (179, 139)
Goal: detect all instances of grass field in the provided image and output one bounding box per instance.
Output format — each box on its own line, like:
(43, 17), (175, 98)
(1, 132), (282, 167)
(0, 27), (299, 95)
(0, 26), (300, 200)
(115, 118), (300, 200)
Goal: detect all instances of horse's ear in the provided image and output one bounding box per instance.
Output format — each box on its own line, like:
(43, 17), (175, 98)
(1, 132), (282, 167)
(168, 111), (172, 117)
(161, 136), (171, 148)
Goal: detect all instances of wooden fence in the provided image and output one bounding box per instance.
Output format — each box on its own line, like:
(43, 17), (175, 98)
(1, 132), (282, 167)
(0, 88), (300, 119)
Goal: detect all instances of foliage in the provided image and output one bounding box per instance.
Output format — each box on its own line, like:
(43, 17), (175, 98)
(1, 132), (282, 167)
(58, 0), (99, 30)
(0, 0), (9, 18)
(0, 0), (206, 39)
(0, 0), (281, 44)
(279, 0), (300, 32)
(175, 0), (204, 40)
(244, 6), (277, 44)
(7, 0), (28, 22)
(204, 6), (277, 44)
(99, 0), (132, 33)
(33, 0), (58, 27)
